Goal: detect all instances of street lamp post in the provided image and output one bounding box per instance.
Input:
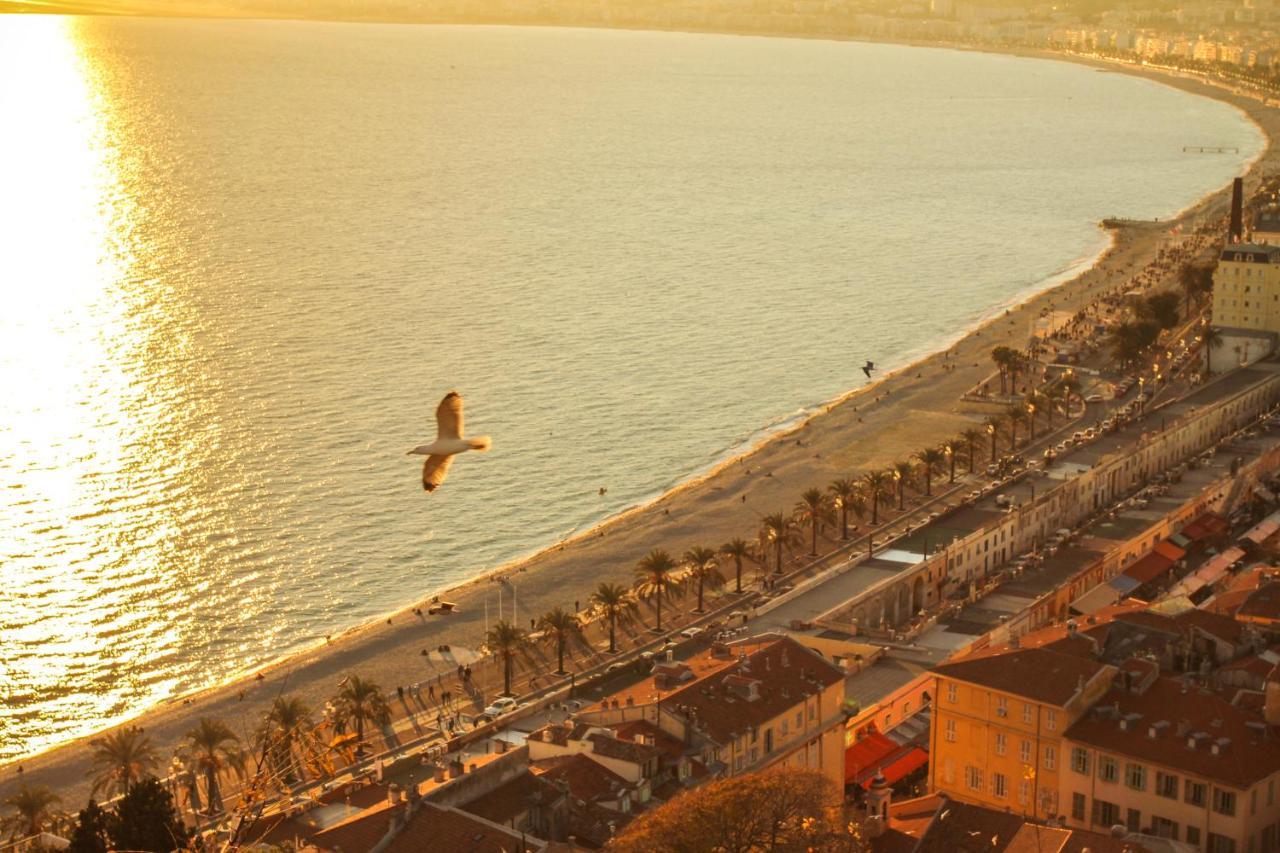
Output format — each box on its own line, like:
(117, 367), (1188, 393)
(1027, 403), (1036, 442)
(988, 423), (997, 461)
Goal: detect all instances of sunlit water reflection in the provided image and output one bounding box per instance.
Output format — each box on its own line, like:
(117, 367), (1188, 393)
(0, 16), (1262, 761)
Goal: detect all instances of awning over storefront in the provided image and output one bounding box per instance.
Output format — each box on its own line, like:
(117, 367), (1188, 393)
(846, 716), (932, 787)
(1109, 574), (1142, 595)
(1181, 513), (1230, 544)
(875, 748), (929, 787)
(1154, 541), (1188, 562)
(1123, 551), (1175, 585)
(1241, 511), (1280, 545)
(1169, 547), (1245, 598)
(1072, 582), (1122, 615)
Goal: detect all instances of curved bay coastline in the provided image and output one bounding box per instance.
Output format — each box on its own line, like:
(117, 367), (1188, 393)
(1, 37), (1273, 807)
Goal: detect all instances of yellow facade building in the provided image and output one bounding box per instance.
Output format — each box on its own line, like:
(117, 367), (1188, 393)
(1211, 244), (1280, 333)
(928, 645), (1115, 820)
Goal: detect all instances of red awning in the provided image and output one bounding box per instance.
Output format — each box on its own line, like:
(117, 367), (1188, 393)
(1124, 551), (1175, 585)
(845, 731), (898, 784)
(1153, 541), (1187, 562)
(1181, 513), (1229, 543)
(872, 747), (930, 787)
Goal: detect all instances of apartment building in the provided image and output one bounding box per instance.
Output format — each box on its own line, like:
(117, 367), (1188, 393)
(1061, 674), (1280, 852)
(575, 634), (848, 790)
(928, 646), (1115, 820)
(1212, 244), (1280, 335)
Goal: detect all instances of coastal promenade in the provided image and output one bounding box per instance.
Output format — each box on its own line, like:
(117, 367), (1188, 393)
(4, 59), (1278, 813)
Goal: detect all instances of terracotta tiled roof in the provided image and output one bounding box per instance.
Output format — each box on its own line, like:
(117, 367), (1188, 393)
(1175, 608), (1247, 645)
(601, 635), (843, 745)
(913, 799), (1025, 852)
(607, 720), (687, 763)
(460, 770), (563, 826)
(586, 733), (662, 764)
(380, 803), (539, 853)
(932, 647), (1112, 706)
(1240, 582), (1280, 623)
(311, 800), (398, 853)
(532, 754), (631, 804)
(1064, 676), (1280, 788)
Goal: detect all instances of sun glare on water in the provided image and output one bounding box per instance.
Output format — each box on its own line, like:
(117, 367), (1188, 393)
(0, 16), (186, 758)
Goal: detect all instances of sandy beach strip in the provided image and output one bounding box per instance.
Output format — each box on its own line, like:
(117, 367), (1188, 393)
(3, 52), (1275, 809)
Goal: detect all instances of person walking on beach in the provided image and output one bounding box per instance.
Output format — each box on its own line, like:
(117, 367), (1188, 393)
(428, 684), (435, 702)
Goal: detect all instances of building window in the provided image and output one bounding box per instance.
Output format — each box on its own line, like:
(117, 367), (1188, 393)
(1092, 799), (1120, 828)
(1186, 780), (1207, 806)
(1099, 756), (1118, 783)
(943, 758), (955, 785)
(1044, 745), (1056, 771)
(1214, 788), (1237, 817)
(1125, 764), (1147, 791)
(995, 733), (1007, 756)
(1071, 747), (1090, 774)
(1151, 816), (1179, 840)
(947, 683), (958, 703)
(1019, 780), (1030, 806)
(1156, 771), (1178, 799)
(1188, 827), (1200, 847)
(1209, 833), (1238, 853)
(1126, 808), (1141, 832)
(993, 772), (1007, 798)
(1071, 792), (1086, 821)
(1020, 740), (1032, 764)
(1023, 703), (1032, 724)
(966, 766), (983, 791)
(1047, 710), (1057, 731)
(996, 696), (1008, 717)
(945, 719), (957, 743)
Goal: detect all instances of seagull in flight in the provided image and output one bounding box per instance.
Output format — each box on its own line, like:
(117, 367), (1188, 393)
(408, 391), (492, 492)
(861, 360), (877, 379)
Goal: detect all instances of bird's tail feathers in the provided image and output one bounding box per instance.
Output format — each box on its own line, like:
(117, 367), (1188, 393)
(468, 436), (493, 452)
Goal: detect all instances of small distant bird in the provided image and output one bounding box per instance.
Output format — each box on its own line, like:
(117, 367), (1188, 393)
(862, 360), (876, 378)
(409, 391), (492, 492)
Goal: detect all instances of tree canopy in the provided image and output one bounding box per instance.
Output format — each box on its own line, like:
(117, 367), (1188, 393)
(608, 768), (864, 853)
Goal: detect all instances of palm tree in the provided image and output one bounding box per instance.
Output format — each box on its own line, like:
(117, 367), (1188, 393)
(590, 582), (637, 654)
(258, 696), (313, 785)
(793, 488), (831, 555)
(827, 478), (859, 540)
(915, 447), (946, 496)
(984, 417), (1001, 460)
(719, 538), (752, 594)
(184, 717), (242, 814)
(893, 460), (914, 510)
(1204, 325), (1224, 374)
(537, 607), (583, 675)
(759, 512), (797, 575)
(990, 345), (1014, 394)
(485, 620), (531, 697)
(88, 725), (157, 799)
(0, 784), (60, 840)
(961, 427), (985, 473)
(333, 675), (391, 755)
(862, 471), (892, 525)
(1005, 404), (1023, 450)
(635, 549), (680, 632)
(681, 546), (723, 613)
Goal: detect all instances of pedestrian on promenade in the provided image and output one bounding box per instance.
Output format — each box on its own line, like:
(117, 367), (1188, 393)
(464, 666), (472, 682)
(428, 684), (435, 701)
(397, 685), (404, 701)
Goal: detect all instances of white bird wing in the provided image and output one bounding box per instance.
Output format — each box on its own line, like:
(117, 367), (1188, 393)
(436, 391), (464, 441)
(422, 455), (454, 493)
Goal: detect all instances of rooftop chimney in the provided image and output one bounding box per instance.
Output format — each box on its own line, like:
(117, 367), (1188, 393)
(1231, 177), (1244, 242)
